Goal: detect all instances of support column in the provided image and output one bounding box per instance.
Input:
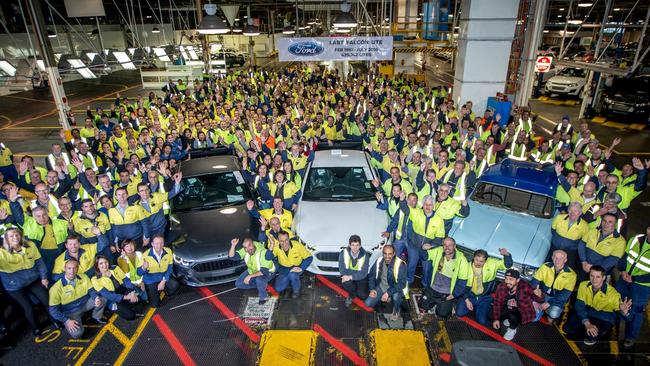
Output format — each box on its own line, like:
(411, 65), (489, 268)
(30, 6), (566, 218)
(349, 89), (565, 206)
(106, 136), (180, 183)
(516, 0), (548, 107)
(25, 0), (70, 130)
(452, 0), (518, 114)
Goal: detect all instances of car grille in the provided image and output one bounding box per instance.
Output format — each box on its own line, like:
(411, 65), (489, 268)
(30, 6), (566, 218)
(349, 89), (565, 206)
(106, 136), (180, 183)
(315, 252), (339, 262)
(317, 265), (339, 272)
(192, 259), (243, 273)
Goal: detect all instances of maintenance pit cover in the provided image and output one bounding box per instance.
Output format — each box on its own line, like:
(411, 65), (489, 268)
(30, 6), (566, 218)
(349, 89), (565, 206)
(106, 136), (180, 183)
(257, 330), (318, 366)
(370, 329), (431, 366)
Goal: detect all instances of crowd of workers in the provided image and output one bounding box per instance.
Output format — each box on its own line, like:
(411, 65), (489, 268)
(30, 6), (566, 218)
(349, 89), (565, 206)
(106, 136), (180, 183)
(0, 63), (648, 353)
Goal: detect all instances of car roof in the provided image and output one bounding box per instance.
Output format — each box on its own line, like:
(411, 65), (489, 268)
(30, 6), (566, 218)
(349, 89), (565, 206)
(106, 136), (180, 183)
(179, 155), (240, 176)
(311, 149), (370, 168)
(479, 159), (557, 198)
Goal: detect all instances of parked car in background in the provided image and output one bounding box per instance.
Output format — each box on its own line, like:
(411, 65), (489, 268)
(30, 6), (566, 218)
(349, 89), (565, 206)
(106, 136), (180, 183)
(544, 67), (587, 97)
(602, 75), (650, 124)
(170, 155), (258, 286)
(293, 147), (387, 275)
(449, 159), (557, 279)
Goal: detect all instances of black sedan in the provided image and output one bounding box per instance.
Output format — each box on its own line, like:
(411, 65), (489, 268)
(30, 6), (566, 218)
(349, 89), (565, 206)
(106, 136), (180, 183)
(169, 155), (258, 286)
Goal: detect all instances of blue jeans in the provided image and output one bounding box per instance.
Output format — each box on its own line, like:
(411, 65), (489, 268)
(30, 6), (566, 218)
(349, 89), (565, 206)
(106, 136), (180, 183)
(616, 278), (650, 341)
(394, 240), (424, 284)
(365, 287), (403, 313)
(275, 271), (302, 292)
(543, 294), (564, 320)
(456, 295), (493, 326)
(235, 271), (272, 301)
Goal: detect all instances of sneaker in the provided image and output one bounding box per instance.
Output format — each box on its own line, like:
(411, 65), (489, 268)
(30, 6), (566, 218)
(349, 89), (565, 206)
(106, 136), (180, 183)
(390, 311), (401, 321)
(503, 319), (510, 327)
(583, 338), (597, 346)
(623, 339), (635, 348)
(344, 297), (353, 308)
(503, 327), (517, 341)
(91, 318), (107, 325)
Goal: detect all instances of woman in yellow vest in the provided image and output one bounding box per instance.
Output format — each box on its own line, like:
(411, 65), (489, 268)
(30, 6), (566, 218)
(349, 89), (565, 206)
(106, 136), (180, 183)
(259, 170), (301, 211)
(91, 256), (141, 320)
(0, 228), (52, 336)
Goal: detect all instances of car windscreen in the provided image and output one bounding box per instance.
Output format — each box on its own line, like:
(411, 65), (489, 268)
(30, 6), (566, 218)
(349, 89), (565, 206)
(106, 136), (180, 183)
(558, 68), (586, 78)
(302, 166), (376, 201)
(173, 171), (251, 211)
(470, 182), (553, 218)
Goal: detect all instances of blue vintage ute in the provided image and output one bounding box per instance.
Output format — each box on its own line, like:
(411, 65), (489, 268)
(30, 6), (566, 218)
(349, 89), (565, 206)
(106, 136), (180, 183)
(450, 159), (558, 279)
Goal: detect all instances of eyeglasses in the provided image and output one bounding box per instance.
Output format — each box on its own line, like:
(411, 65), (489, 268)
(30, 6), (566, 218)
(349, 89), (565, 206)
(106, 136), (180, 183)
(35, 189), (50, 194)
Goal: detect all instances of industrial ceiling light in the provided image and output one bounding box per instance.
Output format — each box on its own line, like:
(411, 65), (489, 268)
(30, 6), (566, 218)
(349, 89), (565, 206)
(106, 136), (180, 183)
(282, 26), (295, 35)
(232, 26), (243, 33)
(198, 3), (230, 34)
(577, 2), (593, 7)
(333, 3), (358, 28)
(47, 30), (57, 38)
(0, 60), (17, 77)
(242, 6), (259, 36)
(568, 19), (583, 24)
(335, 27), (351, 33)
(152, 27), (160, 34)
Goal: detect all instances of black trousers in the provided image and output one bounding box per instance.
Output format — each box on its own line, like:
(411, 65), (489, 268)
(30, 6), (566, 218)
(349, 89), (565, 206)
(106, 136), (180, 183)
(145, 277), (180, 308)
(563, 312), (613, 342)
(420, 287), (456, 318)
(7, 280), (49, 330)
(500, 306), (522, 329)
(114, 302), (137, 321)
(341, 278), (369, 300)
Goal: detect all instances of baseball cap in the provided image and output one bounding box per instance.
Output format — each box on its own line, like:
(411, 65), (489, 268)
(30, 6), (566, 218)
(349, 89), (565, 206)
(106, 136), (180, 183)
(562, 115), (570, 121)
(505, 269), (520, 279)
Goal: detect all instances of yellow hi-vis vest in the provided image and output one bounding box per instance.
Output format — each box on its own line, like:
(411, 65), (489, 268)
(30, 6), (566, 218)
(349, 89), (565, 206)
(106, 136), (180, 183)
(507, 140), (527, 161)
(343, 249), (366, 271)
(374, 257), (409, 298)
(442, 170), (467, 201)
(31, 195), (61, 219)
(625, 234), (650, 286)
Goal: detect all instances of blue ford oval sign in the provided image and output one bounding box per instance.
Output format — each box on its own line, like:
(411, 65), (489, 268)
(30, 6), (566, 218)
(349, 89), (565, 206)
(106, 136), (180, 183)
(288, 42), (324, 56)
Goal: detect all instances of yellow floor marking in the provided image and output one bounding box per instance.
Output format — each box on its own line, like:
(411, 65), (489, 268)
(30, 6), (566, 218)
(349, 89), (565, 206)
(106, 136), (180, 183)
(105, 323), (130, 346)
(628, 123), (646, 131)
(433, 320), (452, 353)
(4, 95), (55, 103)
(602, 121), (627, 129)
(591, 116), (607, 123)
(73, 314), (119, 366)
(113, 307), (157, 366)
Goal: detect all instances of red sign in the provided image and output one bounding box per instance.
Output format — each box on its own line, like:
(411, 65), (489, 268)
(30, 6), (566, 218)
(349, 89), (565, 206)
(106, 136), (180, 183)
(535, 56), (553, 73)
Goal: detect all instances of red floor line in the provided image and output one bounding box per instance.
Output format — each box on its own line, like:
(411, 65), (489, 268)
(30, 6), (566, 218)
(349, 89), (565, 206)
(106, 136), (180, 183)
(439, 352), (451, 363)
(313, 323), (368, 366)
(152, 314), (198, 366)
(315, 275), (374, 312)
(266, 285), (279, 297)
(458, 316), (555, 366)
(198, 287), (261, 343)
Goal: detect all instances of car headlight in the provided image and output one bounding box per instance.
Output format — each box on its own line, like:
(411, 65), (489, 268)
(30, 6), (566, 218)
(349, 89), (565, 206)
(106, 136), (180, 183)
(512, 262), (537, 278)
(568, 83), (578, 87)
(173, 254), (194, 266)
(635, 103), (649, 108)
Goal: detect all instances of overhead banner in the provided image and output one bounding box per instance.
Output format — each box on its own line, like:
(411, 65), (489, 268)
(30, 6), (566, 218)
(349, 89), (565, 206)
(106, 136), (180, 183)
(278, 37), (393, 62)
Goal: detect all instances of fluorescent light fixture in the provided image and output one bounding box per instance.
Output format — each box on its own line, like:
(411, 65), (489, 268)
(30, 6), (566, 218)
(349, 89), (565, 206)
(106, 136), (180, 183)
(36, 60), (45, 72)
(577, 2), (592, 7)
(235, 18), (240, 21)
(557, 14), (562, 18)
(47, 30), (57, 38)
(282, 27), (295, 35)
(613, 8), (621, 11)
(559, 8), (564, 11)
(179, 46), (190, 60)
(146, 15), (152, 19)
(186, 46), (199, 60)
(54, 53), (62, 62)
(86, 52), (98, 61)
(152, 47), (171, 62)
(68, 59), (97, 79)
(210, 44), (222, 53)
(210, 60), (226, 65)
(0, 60), (17, 76)
(152, 27), (160, 34)
(543, 29), (549, 33)
(112, 51), (136, 70)
(128, 48), (136, 55)
(335, 27), (351, 33)
(568, 19), (583, 24)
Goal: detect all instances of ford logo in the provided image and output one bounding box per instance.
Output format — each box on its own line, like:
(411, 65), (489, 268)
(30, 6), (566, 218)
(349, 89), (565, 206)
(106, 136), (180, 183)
(288, 42), (324, 56)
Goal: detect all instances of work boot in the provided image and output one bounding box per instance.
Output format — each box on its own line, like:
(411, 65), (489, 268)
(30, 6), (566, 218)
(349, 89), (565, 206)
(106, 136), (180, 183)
(345, 297), (353, 308)
(583, 338), (597, 346)
(623, 339), (636, 348)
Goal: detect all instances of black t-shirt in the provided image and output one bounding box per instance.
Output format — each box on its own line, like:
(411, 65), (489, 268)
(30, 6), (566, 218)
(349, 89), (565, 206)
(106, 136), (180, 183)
(506, 289), (518, 310)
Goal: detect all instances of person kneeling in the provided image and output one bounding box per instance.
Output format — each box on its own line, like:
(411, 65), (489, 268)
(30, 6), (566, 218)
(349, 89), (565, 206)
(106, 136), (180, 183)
(563, 265), (632, 346)
(365, 245), (407, 321)
(49, 259), (107, 339)
(492, 269), (544, 341)
(229, 237), (276, 304)
(92, 256), (141, 320)
(266, 231), (312, 299)
(338, 235), (370, 307)
(137, 235), (179, 308)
